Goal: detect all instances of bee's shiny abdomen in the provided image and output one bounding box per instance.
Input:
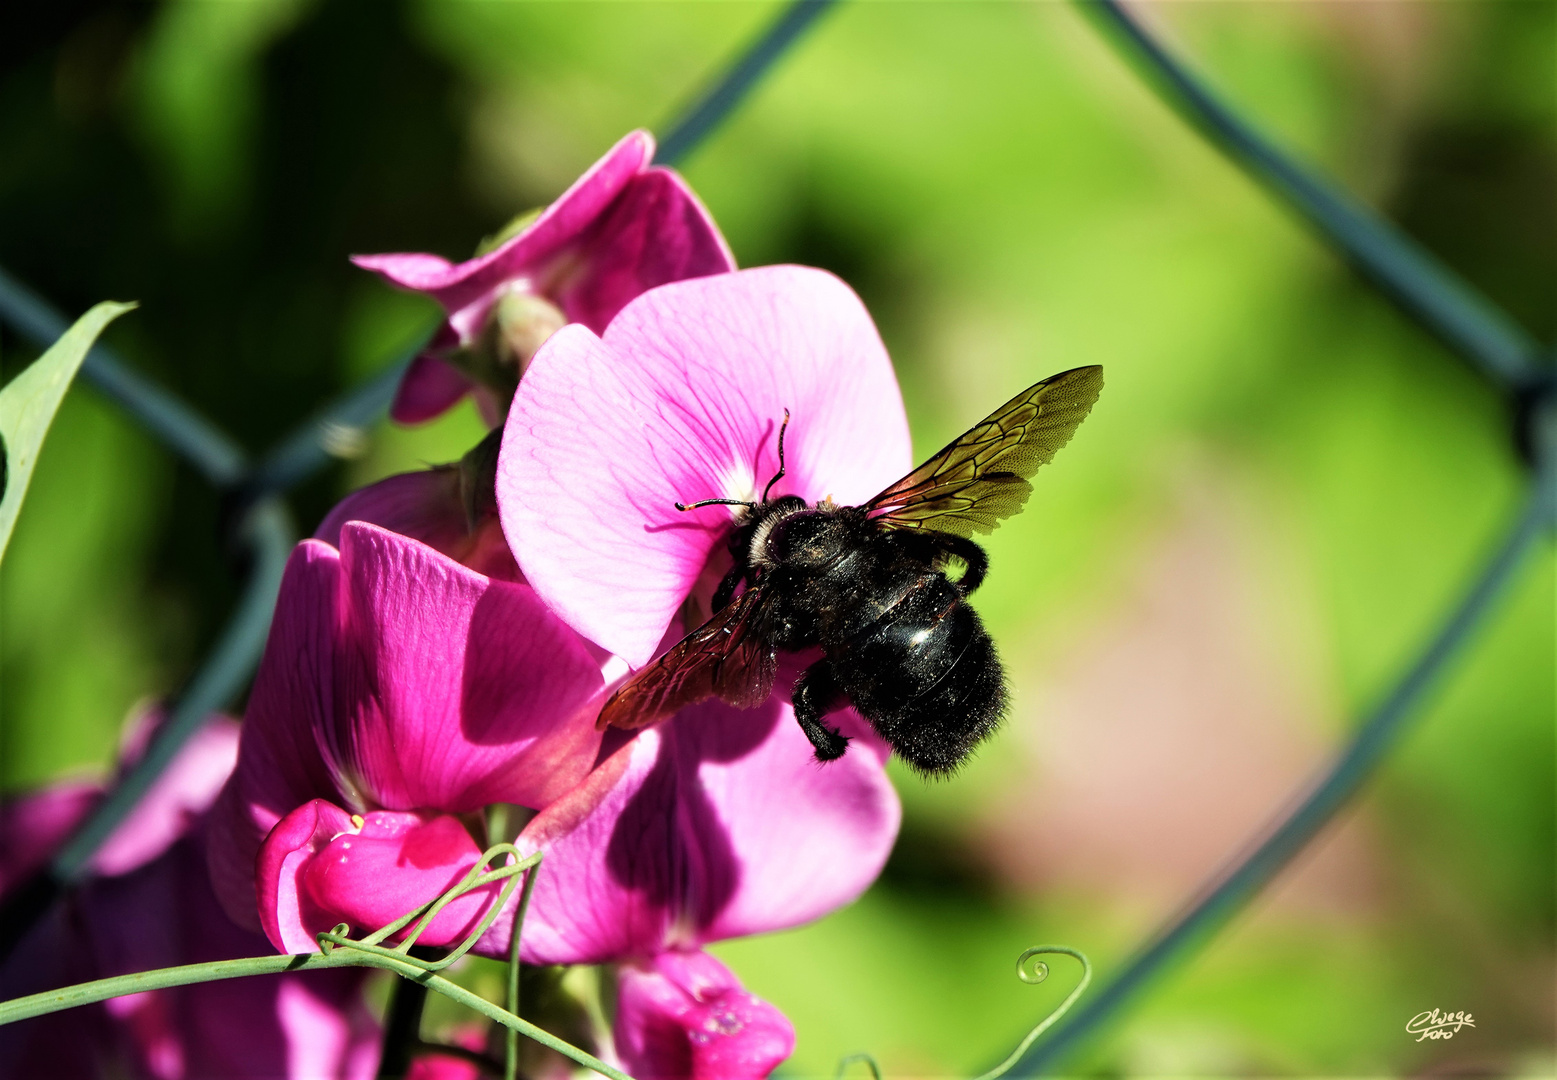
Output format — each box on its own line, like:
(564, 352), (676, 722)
(825, 572), (1007, 775)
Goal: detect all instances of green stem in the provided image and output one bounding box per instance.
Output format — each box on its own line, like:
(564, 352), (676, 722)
(505, 869), (530, 1080)
(972, 948), (1092, 1080)
(0, 952), (365, 1024)
(0, 951), (632, 1080)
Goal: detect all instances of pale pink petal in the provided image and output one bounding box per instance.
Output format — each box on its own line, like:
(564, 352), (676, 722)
(332, 523), (602, 812)
(277, 978), (381, 1080)
(615, 951), (793, 1080)
(389, 354), (474, 425)
(486, 695), (899, 963)
(1, 712), (240, 892)
(498, 265), (913, 666)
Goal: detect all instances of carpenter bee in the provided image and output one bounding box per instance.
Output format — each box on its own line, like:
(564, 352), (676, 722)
(598, 365), (1104, 775)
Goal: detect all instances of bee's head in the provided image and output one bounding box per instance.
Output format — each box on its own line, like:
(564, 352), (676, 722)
(754, 505), (847, 569)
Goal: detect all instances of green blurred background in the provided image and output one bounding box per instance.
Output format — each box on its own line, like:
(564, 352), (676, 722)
(1, 1), (1552, 1075)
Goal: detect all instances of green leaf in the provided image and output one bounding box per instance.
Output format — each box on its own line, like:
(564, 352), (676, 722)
(0, 300), (137, 564)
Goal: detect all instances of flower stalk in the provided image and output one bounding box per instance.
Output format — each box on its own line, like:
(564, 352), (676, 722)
(0, 846), (634, 1080)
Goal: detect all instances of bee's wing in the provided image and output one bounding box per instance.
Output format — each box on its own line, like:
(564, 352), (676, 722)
(863, 366), (1102, 537)
(597, 586), (777, 732)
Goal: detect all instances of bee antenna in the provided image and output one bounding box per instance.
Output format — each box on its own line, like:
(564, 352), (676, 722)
(674, 497), (757, 513)
(761, 408), (791, 504)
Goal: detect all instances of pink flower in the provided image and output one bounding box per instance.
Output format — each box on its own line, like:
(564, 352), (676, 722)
(495, 264), (913, 668)
(479, 694), (900, 1078)
(355, 130), (735, 425)
(208, 522), (605, 954)
(0, 713), (377, 1080)
(615, 952), (794, 1080)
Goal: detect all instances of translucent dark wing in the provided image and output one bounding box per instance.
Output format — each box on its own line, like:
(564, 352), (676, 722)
(863, 366), (1102, 537)
(596, 587), (777, 731)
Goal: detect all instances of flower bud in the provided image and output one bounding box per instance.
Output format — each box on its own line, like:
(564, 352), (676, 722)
(493, 288), (567, 376)
(445, 287), (567, 409)
(457, 427), (503, 531)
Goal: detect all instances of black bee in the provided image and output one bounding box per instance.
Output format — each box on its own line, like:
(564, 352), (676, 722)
(598, 365), (1103, 775)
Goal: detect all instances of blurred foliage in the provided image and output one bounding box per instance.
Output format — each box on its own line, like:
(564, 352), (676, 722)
(0, 0), (1551, 1075)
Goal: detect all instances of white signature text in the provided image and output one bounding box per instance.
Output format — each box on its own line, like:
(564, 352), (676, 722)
(1407, 1009), (1475, 1042)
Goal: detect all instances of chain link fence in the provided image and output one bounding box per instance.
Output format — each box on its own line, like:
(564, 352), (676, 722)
(1, 1), (1550, 1073)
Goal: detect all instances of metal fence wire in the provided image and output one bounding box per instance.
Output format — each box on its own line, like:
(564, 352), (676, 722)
(0, 1), (1551, 1075)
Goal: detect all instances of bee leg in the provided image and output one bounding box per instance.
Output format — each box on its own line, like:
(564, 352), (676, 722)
(793, 662), (851, 762)
(711, 563), (746, 612)
(937, 534), (989, 594)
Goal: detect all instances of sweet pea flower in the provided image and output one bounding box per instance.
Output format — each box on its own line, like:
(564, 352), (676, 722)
(486, 266), (915, 1074)
(0, 712), (377, 1080)
(208, 522), (605, 954)
(355, 130), (735, 425)
(495, 263), (914, 670)
(485, 693), (901, 1079)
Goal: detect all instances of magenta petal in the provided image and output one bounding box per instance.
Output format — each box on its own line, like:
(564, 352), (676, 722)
(489, 696), (899, 964)
(315, 470), (522, 583)
(209, 542), (346, 930)
(257, 799), (358, 953)
(258, 803), (497, 955)
(348, 251), (459, 291)
(498, 265), (913, 666)
(352, 132), (653, 319)
(407, 1053), (484, 1080)
(210, 524), (601, 933)
(316, 469), (468, 555)
(389, 356), (475, 425)
(558, 168), (736, 333)
(436, 130), (655, 317)
(615, 951), (794, 1080)
(256, 802), (492, 958)
(332, 523), (602, 811)
(303, 812), (498, 950)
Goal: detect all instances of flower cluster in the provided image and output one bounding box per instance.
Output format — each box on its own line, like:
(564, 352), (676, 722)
(7, 132), (918, 1080)
(0, 708), (377, 1079)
